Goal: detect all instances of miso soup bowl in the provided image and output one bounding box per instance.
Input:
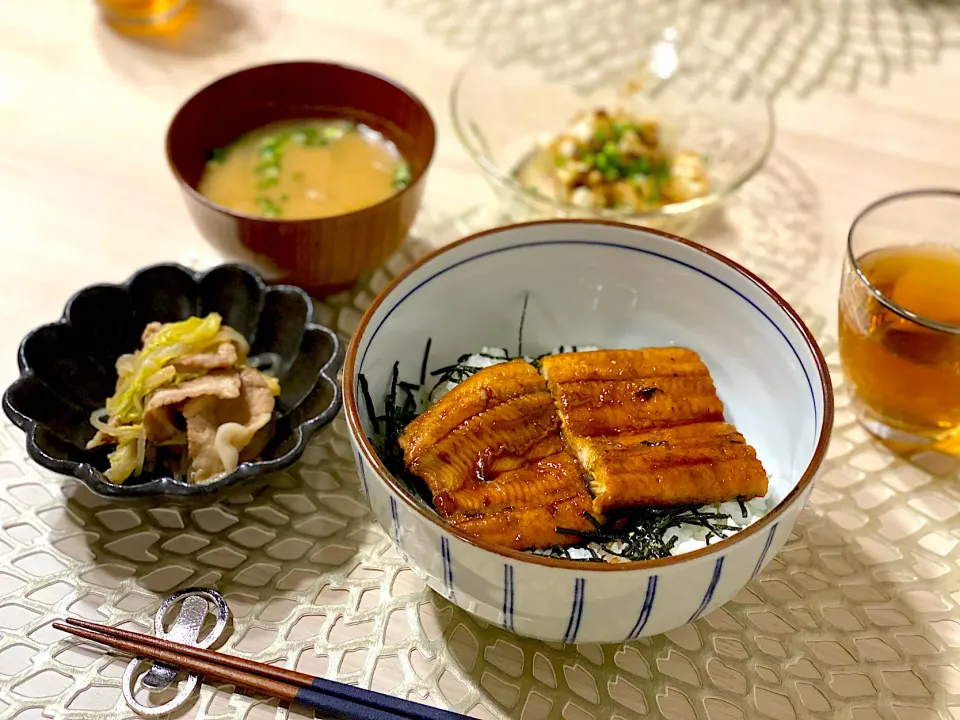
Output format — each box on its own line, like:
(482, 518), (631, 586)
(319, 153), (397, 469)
(344, 220), (833, 644)
(167, 61), (436, 297)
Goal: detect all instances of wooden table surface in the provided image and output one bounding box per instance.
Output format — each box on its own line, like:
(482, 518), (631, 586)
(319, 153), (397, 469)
(2, 2), (960, 719)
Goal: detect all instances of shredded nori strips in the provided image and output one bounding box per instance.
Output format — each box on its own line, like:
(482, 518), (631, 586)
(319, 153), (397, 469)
(553, 505), (736, 562)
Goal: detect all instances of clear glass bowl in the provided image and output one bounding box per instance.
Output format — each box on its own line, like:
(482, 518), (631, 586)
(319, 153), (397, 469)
(450, 33), (776, 236)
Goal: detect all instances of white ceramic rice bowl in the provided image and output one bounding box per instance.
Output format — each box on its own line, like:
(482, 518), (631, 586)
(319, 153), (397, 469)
(344, 220), (832, 644)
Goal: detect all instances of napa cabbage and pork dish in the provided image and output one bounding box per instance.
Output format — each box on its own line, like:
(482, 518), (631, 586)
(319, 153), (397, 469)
(88, 313), (280, 485)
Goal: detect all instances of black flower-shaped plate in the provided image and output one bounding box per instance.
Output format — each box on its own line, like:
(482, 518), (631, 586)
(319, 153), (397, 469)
(3, 263), (343, 498)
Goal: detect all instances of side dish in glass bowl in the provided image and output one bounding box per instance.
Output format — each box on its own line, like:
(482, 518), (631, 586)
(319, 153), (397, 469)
(451, 34), (774, 236)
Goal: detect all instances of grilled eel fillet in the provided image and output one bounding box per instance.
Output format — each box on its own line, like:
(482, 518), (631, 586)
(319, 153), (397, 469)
(540, 349), (768, 514)
(398, 350), (768, 550)
(398, 360), (595, 550)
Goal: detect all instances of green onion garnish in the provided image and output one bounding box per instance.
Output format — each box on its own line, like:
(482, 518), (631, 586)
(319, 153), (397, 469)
(393, 161), (412, 190)
(207, 146), (228, 163)
(321, 125), (345, 144)
(648, 176), (662, 203)
(631, 156), (651, 175)
(255, 197), (282, 218)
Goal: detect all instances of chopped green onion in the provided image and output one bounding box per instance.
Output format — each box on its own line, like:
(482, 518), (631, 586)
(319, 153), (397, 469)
(592, 127), (608, 144)
(257, 177), (279, 189)
(553, 154), (567, 168)
(297, 126), (328, 146)
(604, 167), (620, 182)
(259, 135), (287, 158)
(257, 164), (280, 179)
(303, 126), (327, 146)
(392, 161), (412, 190)
(207, 146), (228, 163)
(595, 154), (609, 171)
(630, 156), (652, 176)
(255, 197), (282, 218)
(648, 176), (662, 203)
(602, 140), (619, 156)
(321, 125), (345, 144)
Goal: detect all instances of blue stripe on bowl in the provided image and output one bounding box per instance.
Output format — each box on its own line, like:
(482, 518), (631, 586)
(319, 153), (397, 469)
(502, 564), (515, 632)
(751, 522), (779, 579)
(627, 575), (658, 641)
(562, 577), (586, 644)
(356, 239), (818, 434)
(390, 496), (401, 548)
(689, 557), (725, 623)
(440, 537), (455, 600)
(356, 452), (369, 497)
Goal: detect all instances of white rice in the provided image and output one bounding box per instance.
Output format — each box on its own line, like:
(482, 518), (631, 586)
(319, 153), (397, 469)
(659, 496), (771, 557)
(430, 346), (598, 402)
(528, 495), (772, 562)
(430, 346), (774, 560)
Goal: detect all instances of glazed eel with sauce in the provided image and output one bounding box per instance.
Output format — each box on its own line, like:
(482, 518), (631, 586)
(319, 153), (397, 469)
(397, 348), (768, 551)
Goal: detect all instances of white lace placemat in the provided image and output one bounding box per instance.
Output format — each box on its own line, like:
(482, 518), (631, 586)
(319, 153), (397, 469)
(1, 198), (958, 720)
(388, 0), (960, 97)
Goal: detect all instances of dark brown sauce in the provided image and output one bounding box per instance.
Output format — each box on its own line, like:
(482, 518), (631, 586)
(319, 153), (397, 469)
(435, 491), (457, 517)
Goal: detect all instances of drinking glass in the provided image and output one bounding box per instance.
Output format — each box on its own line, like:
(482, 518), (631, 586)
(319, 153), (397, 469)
(96, 0), (192, 34)
(838, 189), (960, 453)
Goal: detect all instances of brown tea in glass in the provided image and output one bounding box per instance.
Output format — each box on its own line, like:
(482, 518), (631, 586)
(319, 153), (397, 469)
(96, 0), (192, 34)
(839, 189), (960, 452)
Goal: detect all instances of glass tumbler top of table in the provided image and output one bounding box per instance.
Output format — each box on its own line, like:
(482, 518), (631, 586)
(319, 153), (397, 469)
(839, 189), (960, 453)
(96, 0), (192, 34)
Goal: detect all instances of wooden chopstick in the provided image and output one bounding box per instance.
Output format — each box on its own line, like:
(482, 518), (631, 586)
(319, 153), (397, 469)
(55, 620), (469, 720)
(65, 617), (319, 690)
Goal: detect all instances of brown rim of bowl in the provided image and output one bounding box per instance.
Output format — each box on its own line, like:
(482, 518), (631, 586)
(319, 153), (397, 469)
(165, 60), (436, 225)
(847, 187), (960, 335)
(344, 219), (834, 571)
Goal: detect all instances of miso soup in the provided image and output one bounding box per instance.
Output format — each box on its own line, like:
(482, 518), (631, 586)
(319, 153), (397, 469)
(198, 119), (411, 220)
